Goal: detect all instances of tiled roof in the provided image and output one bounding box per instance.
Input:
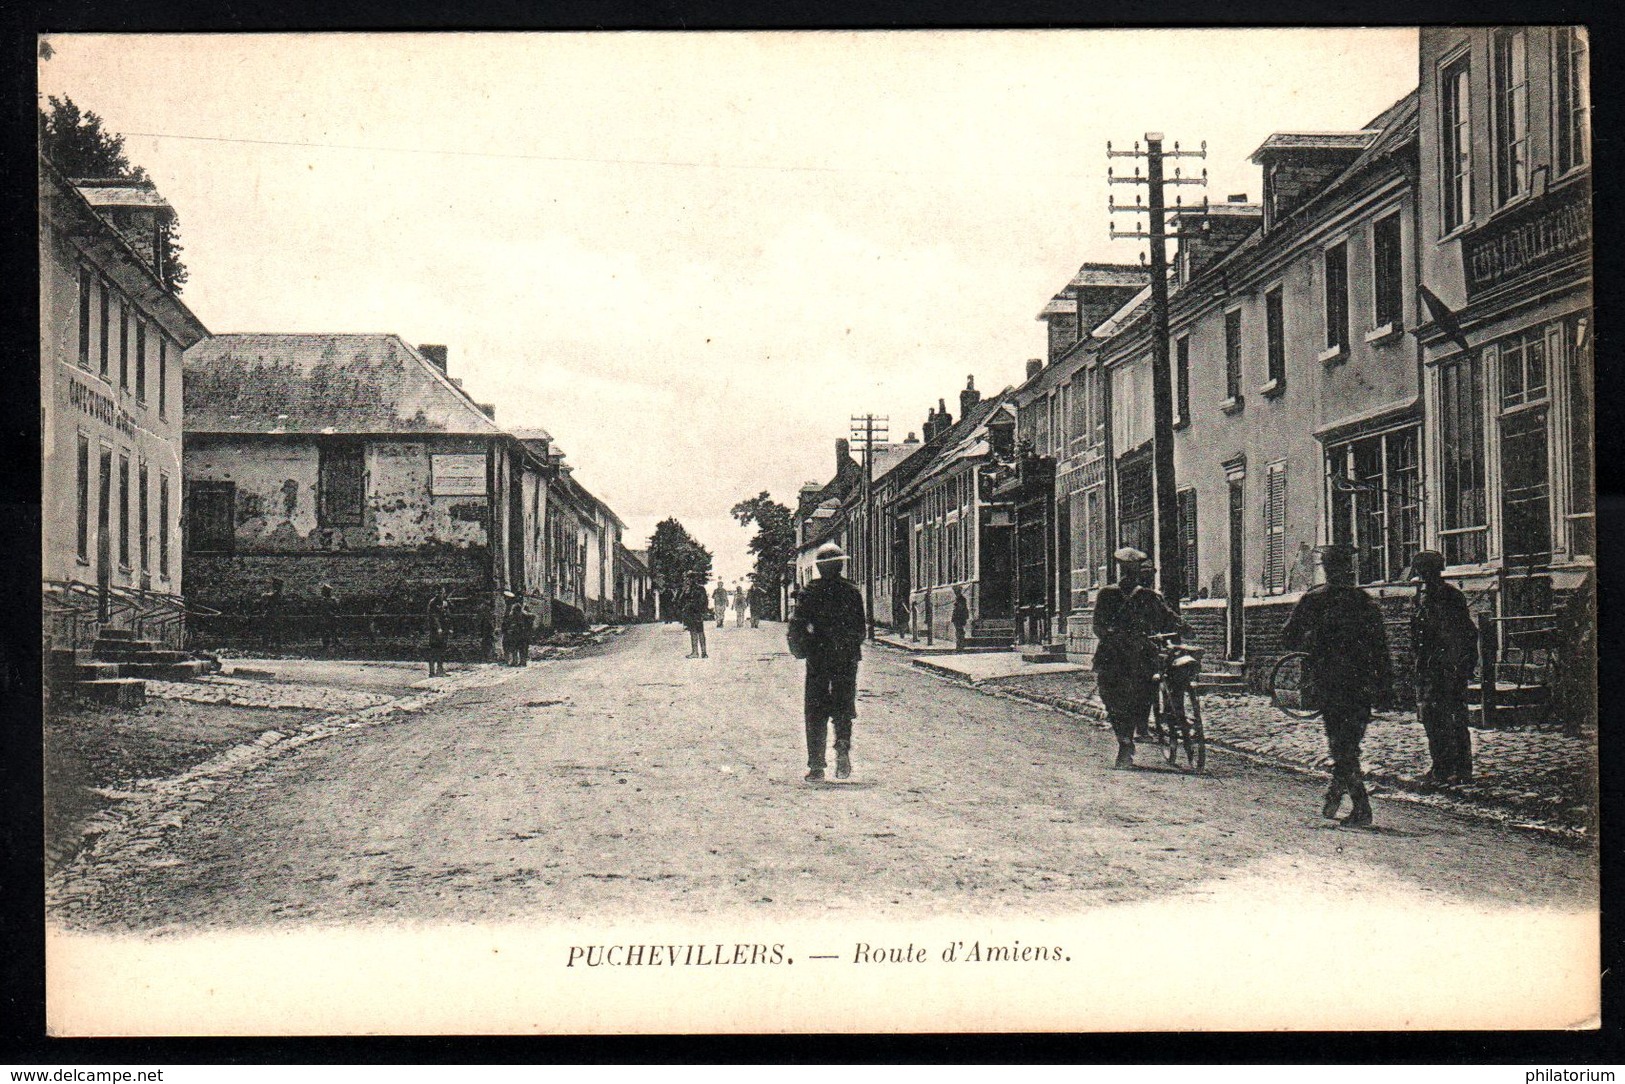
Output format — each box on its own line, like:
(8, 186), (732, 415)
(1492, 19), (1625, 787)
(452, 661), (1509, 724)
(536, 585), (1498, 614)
(184, 333), (506, 436)
(74, 183), (173, 210)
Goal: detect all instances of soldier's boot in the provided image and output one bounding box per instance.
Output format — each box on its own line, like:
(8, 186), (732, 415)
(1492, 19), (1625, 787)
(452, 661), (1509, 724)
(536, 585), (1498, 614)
(1113, 742), (1134, 770)
(1321, 783), (1344, 820)
(835, 742), (852, 780)
(1342, 777), (1373, 828)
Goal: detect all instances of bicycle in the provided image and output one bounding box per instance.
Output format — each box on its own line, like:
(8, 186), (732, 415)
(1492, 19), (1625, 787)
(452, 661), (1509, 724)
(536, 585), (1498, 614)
(1267, 650), (1321, 719)
(1146, 632), (1206, 770)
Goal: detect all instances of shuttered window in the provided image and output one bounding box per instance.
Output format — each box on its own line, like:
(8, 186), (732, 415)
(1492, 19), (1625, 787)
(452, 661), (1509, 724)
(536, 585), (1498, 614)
(1262, 462), (1287, 595)
(1177, 487), (1199, 600)
(189, 482), (235, 554)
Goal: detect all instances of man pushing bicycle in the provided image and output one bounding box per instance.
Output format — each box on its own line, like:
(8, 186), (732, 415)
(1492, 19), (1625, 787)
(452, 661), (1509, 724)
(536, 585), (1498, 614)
(1092, 547), (1186, 770)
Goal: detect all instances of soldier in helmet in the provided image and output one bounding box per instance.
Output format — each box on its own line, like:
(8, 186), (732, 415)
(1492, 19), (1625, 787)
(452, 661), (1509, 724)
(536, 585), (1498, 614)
(1092, 547), (1183, 770)
(1282, 544), (1392, 827)
(787, 542), (867, 781)
(1410, 549), (1478, 782)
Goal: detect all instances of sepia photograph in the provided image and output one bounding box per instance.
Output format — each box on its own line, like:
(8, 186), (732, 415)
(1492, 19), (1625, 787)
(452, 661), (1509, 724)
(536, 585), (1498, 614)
(36, 27), (1598, 1035)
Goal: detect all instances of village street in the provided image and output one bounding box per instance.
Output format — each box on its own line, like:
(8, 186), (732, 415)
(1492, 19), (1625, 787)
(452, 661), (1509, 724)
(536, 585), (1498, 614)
(52, 622), (1594, 934)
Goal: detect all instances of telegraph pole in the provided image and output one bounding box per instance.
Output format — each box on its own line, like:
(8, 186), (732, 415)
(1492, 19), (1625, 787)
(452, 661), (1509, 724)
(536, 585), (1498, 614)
(850, 413), (889, 641)
(1108, 133), (1207, 606)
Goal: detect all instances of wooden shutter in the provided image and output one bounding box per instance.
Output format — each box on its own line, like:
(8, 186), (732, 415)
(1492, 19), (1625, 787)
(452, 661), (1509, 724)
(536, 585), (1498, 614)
(1264, 462), (1287, 594)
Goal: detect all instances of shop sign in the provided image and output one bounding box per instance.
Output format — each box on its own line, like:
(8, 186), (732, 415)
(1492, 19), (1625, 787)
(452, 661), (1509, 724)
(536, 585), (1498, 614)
(64, 372), (135, 437)
(431, 453), (487, 495)
(1463, 182), (1590, 300)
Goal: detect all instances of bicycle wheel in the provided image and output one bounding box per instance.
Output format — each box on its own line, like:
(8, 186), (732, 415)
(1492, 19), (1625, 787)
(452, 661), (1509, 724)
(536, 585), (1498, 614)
(1183, 685), (1206, 770)
(1269, 651), (1321, 719)
(1156, 684), (1183, 765)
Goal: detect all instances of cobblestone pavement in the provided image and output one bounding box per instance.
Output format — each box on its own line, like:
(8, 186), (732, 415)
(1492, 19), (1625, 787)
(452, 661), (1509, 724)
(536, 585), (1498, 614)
(980, 666), (1596, 840)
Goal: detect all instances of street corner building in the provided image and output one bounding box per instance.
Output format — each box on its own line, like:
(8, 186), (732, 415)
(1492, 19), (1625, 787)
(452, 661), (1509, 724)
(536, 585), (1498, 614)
(40, 159), (210, 655)
(180, 334), (634, 656)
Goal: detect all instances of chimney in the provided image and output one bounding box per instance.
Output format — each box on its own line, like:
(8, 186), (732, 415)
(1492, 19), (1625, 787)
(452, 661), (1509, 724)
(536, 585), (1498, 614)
(959, 376), (980, 419)
(478, 404), (496, 419)
(836, 438), (851, 474)
(73, 179), (174, 284)
(418, 344), (449, 372)
(1228, 193), (1248, 203)
(904, 431), (919, 444)
(1026, 358), (1042, 380)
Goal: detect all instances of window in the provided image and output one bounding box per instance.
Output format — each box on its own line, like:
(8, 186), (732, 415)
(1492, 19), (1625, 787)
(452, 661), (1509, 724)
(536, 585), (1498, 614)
(1439, 353), (1488, 565)
(77, 267), (92, 370)
(158, 472), (171, 578)
(1177, 487), (1198, 599)
(117, 453), (131, 568)
(1497, 327), (1553, 564)
(1567, 314), (1594, 557)
(1324, 242), (1349, 354)
(1117, 447), (1154, 563)
(1372, 214), (1404, 330)
(135, 319), (147, 402)
(1500, 325), (1548, 409)
(76, 434), (90, 561)
(1262, 462), (1287, 594)
(1174, 335), (1191, 425)
(1224, 309), (1243, 403)
(319, 442), (366, 527)
(188, 481), (236, 554)
(98, 280), (110, 377)
(1086, 487), (1105, 593)
(118, 302), (129, 389)
(138, 463), (149, 572)
(1493, 29), (1530, 205)
(1440, 53), (1472, 232)
(1556, 27), (1590, 174)
(1328, 426), (1421, 585)
(1264, 288), (1286, 389)
(158, 337), (168, 417)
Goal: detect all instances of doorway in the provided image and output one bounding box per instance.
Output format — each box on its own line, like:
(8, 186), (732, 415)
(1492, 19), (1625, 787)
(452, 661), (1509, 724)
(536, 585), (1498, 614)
(1227, 477), (1245, 660)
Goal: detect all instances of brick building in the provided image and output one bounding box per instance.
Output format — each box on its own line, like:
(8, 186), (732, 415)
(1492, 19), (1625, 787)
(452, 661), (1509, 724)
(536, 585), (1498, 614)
(40, 161), (210, 652)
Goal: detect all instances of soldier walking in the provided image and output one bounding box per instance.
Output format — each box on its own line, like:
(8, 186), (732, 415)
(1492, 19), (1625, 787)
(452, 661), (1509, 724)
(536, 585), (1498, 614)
(712, 578), (730, 630)
(1282, 544), (1392, 828)
(1091, 548), (1183, 770)
(425, 587), (451, 677)
(1410, 550), (1477, 782)
(787, 542), (867, 781)
(678, 570), (710, 659)
(734, 583), (748, 628)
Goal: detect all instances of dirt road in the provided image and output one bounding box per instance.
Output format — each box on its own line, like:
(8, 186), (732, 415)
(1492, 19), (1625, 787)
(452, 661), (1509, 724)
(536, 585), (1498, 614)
(69, 623), (1595, 932)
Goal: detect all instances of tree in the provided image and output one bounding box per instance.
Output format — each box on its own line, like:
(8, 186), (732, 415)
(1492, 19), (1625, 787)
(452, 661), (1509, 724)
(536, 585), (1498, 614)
(646, 518), (713, 604)
(731, 491), (795, 621)
(39, 95), (188, 291)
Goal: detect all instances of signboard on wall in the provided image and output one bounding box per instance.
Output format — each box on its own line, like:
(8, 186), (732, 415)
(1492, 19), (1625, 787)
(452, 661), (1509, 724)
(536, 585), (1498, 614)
(431, 454), (487, 496)
(1462, 179), (1590, 300)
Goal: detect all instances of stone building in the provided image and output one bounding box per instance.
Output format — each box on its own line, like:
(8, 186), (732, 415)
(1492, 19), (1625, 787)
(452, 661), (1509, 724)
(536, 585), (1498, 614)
(40, 161), (210, 651)
(1415, 27), (1593, 635)
(181, 335), (535, 654)
(1043, 92), (1428, 695)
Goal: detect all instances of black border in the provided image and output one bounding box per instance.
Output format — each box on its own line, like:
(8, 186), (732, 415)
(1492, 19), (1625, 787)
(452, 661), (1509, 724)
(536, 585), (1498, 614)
(3, 0), (1621, 1065)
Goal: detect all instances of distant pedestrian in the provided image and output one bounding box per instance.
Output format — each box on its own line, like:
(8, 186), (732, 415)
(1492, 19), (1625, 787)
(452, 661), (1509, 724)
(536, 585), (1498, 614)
(734, 584), (748, 628)
(713, 579), (730, 629)
(258, 577), (285, 650)
(317, 583), (341, 653)
(679, 570), (710, 658)
(1283, 544), (1392, 828)
(951, 586), (970, 651)
(1092, 548), (1183, 770)
(1410, 550), (1477, 783)
(787, 542), (867, 781)
(922, 590), (934, 646)
(502, 593), (533, 667)
(425, 588), (450, 677)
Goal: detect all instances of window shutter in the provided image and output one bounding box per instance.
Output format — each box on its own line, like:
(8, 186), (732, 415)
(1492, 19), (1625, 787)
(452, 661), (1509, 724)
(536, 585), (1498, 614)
(1264, 463), (1287, 594)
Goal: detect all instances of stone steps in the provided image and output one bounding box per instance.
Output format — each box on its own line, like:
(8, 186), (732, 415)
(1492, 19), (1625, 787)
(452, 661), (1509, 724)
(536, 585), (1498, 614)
(76, 678), (147, 707)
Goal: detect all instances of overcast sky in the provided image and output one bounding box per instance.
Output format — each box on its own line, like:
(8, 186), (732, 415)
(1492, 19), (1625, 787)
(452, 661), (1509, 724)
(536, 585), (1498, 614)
(40, 30), (1419, 582)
